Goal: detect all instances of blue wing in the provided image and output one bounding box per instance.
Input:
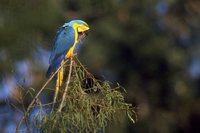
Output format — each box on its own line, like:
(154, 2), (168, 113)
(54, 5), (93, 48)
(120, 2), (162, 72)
(49, 26), (75, 64)
(46, 26), (75, 78)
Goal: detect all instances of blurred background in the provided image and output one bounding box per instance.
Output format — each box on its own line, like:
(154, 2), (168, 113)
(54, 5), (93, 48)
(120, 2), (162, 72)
(0, 0), (200, 132)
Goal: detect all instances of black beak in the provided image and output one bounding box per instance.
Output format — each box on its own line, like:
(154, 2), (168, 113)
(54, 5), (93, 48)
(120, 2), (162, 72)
(84, 30), (89, 36)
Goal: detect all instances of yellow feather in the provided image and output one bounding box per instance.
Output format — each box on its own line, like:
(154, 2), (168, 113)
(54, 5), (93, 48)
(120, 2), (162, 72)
(53, 61), (64, 107)
(66, 23), (79, 58)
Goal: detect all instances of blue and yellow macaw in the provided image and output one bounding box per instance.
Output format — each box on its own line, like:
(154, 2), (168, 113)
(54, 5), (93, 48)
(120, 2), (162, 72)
(46, 20), (89, 109)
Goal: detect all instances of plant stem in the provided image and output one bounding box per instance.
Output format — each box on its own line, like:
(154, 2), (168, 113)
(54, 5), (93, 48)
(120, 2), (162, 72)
(58, 58), (73, 112)
(15, 59), (69, 133)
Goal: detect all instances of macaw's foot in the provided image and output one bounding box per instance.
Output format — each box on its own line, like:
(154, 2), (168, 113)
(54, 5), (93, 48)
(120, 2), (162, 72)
(70, 53), (77, 59)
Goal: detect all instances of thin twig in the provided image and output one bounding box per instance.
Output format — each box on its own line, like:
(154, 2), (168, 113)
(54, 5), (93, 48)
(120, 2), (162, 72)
(15, 59), (69, 133)
(58, 58), (73, 112)
(75, 57), (94, 78)
(21, 95), (31, 133)
(51, 61), (64, 112)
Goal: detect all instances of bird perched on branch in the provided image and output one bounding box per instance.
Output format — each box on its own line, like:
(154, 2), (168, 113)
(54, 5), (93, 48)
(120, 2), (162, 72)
(46, 20), (90, 110)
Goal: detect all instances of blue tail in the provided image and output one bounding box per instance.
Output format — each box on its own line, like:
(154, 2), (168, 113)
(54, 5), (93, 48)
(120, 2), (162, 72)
(46, 55), (64, 78)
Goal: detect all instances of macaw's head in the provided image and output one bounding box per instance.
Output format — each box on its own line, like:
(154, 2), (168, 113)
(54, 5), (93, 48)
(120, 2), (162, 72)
(63, 20), (90, 34)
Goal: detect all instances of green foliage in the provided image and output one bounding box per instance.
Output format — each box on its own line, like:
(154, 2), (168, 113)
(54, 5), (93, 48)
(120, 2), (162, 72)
(35, 59), (136, 133)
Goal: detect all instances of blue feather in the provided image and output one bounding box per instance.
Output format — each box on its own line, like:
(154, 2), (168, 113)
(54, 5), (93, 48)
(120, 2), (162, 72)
(46, 26), (75, 78)
(47, 20), (89, 78)
(46, 55), (65, 78)
(49, 26), (75, 64)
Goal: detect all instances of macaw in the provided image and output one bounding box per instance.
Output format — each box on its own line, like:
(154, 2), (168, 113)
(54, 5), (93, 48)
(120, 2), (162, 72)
(46, 20), (90, 109)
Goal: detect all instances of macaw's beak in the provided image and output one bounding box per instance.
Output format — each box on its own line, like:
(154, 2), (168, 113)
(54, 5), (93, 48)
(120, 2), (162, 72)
(78, 25), (90, 33)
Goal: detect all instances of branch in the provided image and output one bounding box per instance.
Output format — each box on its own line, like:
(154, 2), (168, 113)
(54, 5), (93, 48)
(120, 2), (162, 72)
(58, 58), (73, 112)
(15, 59), (69, 133)
(75, 56), (94, 78)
